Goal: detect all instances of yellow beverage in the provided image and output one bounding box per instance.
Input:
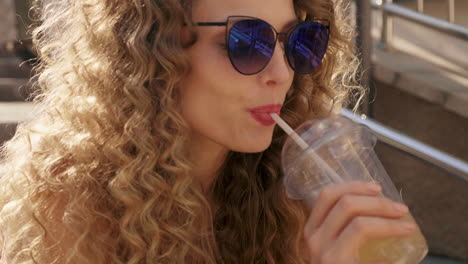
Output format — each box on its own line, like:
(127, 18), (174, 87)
(359, 213), (428, 264)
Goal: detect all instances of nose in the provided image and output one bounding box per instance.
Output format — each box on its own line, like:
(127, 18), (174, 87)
(259, 41), (294, 87)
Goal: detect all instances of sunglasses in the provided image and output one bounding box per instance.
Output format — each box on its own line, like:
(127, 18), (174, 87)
(195, 16), (330, 75)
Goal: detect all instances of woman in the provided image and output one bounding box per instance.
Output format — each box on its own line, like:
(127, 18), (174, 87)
(0, 0), (415, 263)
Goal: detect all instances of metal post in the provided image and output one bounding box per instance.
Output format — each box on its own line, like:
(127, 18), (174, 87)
(14, 0), (33, 41)
(417, 0), (424, 13)
(355, 0), (374, 117)
(448, 0), (455, 24)
(371, 0), (468, 41)
(381, 0), (393, 51)
(341, 109), (468, 182)
(0, 0), (17, 45)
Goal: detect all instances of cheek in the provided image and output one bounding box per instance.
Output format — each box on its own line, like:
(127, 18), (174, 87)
(189, 41), (234, 80)
(181, 42), (242, 118)
(180, 58), (243, 140)
(179, 46), (275, 152)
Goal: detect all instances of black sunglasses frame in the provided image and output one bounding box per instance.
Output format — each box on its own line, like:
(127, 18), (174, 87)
(194, 16), (331, 75)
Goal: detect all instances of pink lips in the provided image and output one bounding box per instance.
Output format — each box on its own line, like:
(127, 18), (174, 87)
(247, 104), (282, 126)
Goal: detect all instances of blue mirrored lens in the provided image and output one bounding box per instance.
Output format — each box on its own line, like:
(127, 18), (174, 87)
(228, 19), (275, 75)
(287, 21), (329, 74)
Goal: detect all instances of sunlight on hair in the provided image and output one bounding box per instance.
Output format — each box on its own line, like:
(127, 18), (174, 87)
(0, 0), (365, 262)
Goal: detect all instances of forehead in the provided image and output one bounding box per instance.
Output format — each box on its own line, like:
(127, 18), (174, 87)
(192, 0), (297, 29)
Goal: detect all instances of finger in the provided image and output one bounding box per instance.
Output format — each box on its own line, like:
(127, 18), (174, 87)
(317, 194), (409, 243)
(332, 216), (416, 261)
(304, 181), (382, 235)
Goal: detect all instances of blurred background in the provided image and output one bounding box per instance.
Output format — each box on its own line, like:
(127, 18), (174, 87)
(0, 0), (467, 263)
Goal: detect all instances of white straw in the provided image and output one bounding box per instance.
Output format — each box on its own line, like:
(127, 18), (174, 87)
(270, 113), (343, 183)
(270, 113), (309, 150)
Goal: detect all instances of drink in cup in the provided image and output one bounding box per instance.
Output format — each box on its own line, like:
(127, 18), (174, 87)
(271, 114), (428, 264)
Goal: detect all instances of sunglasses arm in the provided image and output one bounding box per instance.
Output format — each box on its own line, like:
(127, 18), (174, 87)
(195, 22), (227, 27)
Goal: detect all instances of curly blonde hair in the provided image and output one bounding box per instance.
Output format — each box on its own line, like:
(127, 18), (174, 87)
(0, 0), (364, 263)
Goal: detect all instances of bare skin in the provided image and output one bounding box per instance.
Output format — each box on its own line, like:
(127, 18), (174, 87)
(303, 181), (415, 263)
(179, 0), (416, 262)
(180, 0), (295, 192)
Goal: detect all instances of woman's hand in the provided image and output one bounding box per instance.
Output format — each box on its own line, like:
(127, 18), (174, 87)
(303, 181), (416, 264)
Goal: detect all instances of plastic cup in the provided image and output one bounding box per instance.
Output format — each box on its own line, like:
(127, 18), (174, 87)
(278, 114), (428, 264)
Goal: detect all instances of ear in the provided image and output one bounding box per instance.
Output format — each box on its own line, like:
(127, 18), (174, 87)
(180, 26), (197, 48)
(180, 27), (191, 43)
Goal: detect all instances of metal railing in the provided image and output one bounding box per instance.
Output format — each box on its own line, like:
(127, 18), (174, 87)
(354, 0), (468, 100)
(415, 0), (455, 24)
(352, 0), (468, 183)
(375, 0), (468, 50)
(341, 109), (468, 183)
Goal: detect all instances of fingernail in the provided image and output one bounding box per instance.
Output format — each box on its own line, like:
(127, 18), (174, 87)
(394, 203), (409, 213)
(368, 183), (382, 192)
